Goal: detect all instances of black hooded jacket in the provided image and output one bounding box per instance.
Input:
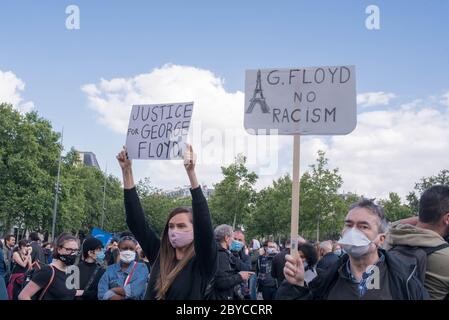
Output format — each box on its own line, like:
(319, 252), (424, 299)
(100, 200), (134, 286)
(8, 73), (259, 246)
(213, 246), (245, 300)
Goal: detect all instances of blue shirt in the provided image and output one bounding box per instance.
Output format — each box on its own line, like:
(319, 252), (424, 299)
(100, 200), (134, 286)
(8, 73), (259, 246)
(345, 252), (385, 297)
(98, 261), (149, 300)
(0, 249), (6, 276)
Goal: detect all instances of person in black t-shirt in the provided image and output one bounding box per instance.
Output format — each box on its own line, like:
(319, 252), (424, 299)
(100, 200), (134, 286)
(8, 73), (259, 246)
(117, 144), (217, 300)
(76, 237), (105, 300)
(18, 233), (84, 300)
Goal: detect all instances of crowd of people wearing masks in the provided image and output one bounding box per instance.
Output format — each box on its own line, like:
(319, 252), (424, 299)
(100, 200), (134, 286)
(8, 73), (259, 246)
(1, 145), (449, 300)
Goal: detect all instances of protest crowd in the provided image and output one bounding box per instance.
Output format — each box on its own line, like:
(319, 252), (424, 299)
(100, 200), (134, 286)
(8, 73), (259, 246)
(1, 145), (449, 301)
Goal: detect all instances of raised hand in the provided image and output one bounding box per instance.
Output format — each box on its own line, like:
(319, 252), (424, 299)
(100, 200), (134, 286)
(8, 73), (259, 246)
(116, 146), (132, 171)
(183, 144), (199, 189)
(284, 253), (305, 287)
(117, 146), (134, 189)
(183, 144), (196, 173)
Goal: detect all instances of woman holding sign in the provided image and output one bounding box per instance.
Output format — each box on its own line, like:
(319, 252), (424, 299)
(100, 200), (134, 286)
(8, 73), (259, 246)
(116, 145), (217, 300)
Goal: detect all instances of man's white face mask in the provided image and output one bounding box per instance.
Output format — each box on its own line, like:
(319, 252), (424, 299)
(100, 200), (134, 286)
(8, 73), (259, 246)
(337, 227), (373, 258)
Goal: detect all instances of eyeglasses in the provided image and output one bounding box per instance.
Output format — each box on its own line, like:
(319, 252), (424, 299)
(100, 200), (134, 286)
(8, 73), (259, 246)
(119, 236), (137, 244)
(120, 235), (136, 241)
(62, 247), (79, 254)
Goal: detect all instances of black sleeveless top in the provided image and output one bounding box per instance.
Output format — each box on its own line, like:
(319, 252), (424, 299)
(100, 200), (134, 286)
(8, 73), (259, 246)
(11, 253), (29, 274)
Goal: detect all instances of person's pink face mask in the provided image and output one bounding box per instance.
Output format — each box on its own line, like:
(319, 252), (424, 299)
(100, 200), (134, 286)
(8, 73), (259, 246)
(168, 229), (194, 248)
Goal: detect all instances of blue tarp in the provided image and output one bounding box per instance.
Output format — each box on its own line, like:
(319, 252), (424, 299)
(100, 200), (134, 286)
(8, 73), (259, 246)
(91, 227), (113, 247)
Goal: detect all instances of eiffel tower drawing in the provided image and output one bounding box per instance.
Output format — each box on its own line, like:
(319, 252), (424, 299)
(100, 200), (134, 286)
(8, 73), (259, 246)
(246, 70), (270, 114)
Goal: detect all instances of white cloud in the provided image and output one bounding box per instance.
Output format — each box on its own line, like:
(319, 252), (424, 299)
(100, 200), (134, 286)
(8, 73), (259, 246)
(82, 64), (281, 189)
(83, 65), (449, 201)
(441, 91), (449, 107)
(357, 91), (396, 107)
(0, 70), (34, 113)
(323, 101), (449, 199)
(82, 64), (243, 133)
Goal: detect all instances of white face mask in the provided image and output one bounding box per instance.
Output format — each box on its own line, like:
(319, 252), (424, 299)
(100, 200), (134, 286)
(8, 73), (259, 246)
(120, 250), (136, 264)
(337, 228), (373, 258)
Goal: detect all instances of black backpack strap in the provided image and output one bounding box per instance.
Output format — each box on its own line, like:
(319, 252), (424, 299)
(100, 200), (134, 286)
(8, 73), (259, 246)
(423, 243), (449, 255)
(84, 265), (101, 291)
(38, 265), (56, 300)
(203, 258), (219, 300)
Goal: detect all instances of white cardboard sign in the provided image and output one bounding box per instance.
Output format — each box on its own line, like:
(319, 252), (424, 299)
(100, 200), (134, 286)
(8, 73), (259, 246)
(125, 102), (194, 160)
(244, 66), (357, 135)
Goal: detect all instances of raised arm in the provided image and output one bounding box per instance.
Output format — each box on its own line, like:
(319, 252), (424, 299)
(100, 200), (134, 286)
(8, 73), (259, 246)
(12, 252), (29, 268)
(117, 146), (161, 264)
(184, 145), (217, 277)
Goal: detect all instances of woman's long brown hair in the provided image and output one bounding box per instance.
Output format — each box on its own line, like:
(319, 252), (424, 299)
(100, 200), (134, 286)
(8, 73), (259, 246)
(155, 207), (195, 300)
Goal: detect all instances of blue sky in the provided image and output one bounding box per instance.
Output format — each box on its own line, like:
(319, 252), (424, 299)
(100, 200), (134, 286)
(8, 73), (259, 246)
(1, 0), (449, 197)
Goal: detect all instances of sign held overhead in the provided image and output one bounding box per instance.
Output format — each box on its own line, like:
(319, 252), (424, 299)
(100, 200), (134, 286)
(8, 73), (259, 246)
(126, 102), (194, 160)
(244, 66), (357, 135)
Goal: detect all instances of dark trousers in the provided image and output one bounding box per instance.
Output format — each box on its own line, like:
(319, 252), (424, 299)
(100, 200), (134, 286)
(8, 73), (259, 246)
(261, 285), (277, 300)
(0, 276), (7, 300)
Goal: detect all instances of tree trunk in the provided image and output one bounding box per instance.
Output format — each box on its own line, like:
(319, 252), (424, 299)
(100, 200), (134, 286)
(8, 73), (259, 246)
(3, 215), (12, 236)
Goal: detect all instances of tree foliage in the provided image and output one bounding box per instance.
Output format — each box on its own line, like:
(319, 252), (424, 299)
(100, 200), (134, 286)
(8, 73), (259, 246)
(0, 104), (125, 238)
(209, 155), (258, 228)
(407, 169), (449, 214)
(2, 103), (448, 242)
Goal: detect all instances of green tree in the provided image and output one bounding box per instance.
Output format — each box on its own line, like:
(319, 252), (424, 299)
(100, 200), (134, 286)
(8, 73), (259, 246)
(378, 192), (412, 223)
(300, 150), (345, 241)
(0, 104), (127, 237)
(209, 155), (258, 228)
(136, 178), (191, 236)
(56, 148), (91, 235)
(407, 169), (449, 214)
(102, 175), (127, 233)
(251, 174), (292, 241)
(56, 148), (127, 236)
(0, 104), (60, 235)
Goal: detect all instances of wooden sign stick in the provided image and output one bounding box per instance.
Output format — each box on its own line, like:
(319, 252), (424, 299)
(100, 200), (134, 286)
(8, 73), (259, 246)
(290, 134), (301, 256)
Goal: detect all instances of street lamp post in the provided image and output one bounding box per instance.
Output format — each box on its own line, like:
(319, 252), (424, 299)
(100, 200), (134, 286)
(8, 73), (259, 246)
(101, 163), (107, 229)
(51, 128), (63, 242)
